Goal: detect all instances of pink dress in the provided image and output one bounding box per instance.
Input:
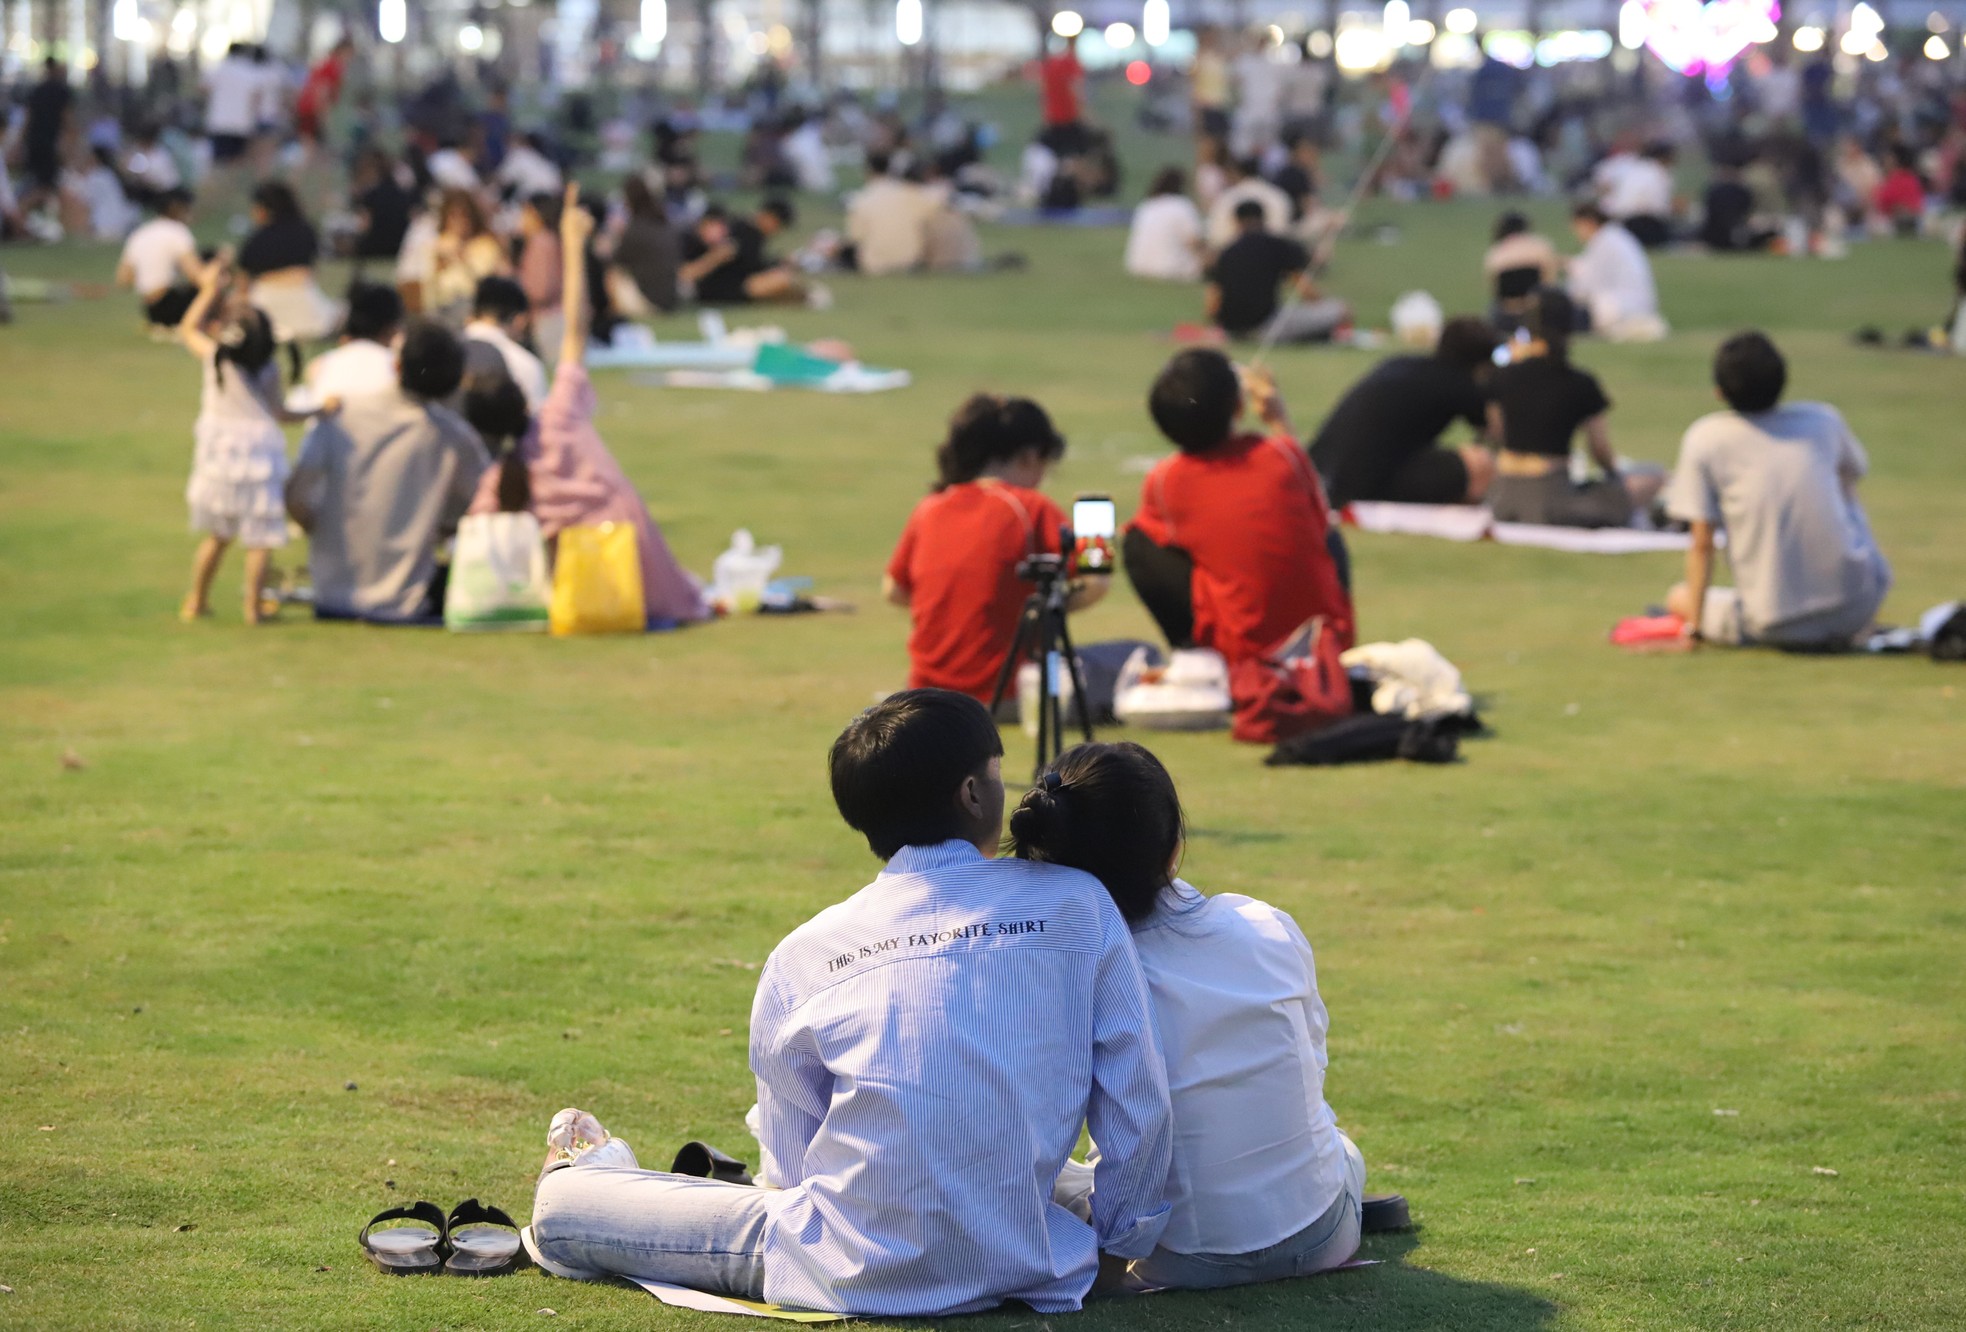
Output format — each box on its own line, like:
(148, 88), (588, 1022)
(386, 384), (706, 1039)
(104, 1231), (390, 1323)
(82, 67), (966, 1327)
(471, 362), (707, 627)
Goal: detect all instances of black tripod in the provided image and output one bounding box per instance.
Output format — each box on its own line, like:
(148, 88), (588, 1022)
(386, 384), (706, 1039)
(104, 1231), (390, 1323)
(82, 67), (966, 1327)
(989, 551), (1095, 782)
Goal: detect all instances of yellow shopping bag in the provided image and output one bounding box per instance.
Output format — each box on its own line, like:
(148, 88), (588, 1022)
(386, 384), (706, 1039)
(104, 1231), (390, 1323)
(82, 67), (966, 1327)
(549, 522), (646, 636)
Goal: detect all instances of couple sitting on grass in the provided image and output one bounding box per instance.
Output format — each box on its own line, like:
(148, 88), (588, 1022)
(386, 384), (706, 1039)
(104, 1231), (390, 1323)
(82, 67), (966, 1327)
(521, 689), (1371, 1315)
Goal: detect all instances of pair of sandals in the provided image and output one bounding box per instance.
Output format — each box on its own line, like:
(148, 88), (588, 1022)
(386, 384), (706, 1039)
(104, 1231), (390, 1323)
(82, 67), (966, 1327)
(360, 1199), (528, 1276)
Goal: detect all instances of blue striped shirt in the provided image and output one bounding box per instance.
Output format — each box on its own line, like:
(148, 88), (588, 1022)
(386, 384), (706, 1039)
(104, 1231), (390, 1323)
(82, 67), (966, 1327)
(749, 840), (1173, 1315)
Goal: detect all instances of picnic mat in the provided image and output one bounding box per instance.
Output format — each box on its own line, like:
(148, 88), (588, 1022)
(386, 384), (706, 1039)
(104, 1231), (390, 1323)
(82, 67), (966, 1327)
(626, 1259), (1378, 1319)
(1346, 501), (1697, 554)
(637, 344), (910, 394)
(587, 341), (759, 371)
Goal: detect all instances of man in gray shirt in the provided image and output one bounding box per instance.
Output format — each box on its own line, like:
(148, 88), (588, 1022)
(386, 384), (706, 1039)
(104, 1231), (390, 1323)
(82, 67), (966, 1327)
(1663, 332), (1890, 648)
(286, 320), (490, 623)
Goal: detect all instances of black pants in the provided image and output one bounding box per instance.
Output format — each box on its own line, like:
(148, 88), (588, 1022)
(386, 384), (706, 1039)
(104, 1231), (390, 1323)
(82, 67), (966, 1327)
(1124, 526), (1354, 651)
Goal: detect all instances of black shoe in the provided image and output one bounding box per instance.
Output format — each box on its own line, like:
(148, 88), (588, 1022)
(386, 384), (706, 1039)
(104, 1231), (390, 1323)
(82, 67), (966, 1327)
(671, 1141), (755, 1186)
(1361, 1193), (1411, 1232)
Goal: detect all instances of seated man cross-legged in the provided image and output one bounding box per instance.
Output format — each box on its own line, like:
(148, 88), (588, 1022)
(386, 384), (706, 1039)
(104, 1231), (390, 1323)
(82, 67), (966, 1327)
(524, 689), (1174, 1316)
(1663, 331), (1891, 650)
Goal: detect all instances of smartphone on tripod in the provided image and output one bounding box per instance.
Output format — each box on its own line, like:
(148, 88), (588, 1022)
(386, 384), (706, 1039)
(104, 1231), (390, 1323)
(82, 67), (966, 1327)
(1070, 495), (1116, 576)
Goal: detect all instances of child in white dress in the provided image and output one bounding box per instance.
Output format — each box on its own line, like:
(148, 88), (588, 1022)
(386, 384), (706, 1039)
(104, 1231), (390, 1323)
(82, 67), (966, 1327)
(177, 258), (310, 623)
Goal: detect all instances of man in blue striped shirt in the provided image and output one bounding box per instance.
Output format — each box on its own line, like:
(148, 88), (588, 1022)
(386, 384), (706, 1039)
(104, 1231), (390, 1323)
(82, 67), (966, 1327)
(526, 690), (1173, 1315)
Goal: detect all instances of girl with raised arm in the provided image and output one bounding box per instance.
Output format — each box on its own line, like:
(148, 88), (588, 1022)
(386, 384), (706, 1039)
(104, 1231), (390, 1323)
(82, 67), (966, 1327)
(467, 183), (707, 627)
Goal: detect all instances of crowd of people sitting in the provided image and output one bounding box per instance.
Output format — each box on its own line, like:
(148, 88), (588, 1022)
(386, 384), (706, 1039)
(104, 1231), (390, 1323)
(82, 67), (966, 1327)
(174, 184), (704, 631)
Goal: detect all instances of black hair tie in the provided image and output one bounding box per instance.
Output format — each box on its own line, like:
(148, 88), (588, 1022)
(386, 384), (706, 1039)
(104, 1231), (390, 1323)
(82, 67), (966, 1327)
(1042, 772), (1063, 793)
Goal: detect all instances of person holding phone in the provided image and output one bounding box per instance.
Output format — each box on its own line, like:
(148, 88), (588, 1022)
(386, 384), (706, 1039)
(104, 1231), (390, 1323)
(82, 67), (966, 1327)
(884, 395), (1109, 705)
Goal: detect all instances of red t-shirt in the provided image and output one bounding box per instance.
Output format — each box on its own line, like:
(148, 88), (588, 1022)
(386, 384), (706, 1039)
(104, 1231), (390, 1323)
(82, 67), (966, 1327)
(1873, 167), (1923, 218)
(296, 53), (346, 120)
(887, 481), (1067, 701)
(1128, 433), (1354, 663)
(1040, 53), (1083, 126)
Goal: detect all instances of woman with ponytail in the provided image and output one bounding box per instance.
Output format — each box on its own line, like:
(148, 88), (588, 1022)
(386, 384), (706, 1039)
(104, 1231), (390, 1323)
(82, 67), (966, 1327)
(884, 394), (1107, 704)
(1009, 742), (1371, 1290)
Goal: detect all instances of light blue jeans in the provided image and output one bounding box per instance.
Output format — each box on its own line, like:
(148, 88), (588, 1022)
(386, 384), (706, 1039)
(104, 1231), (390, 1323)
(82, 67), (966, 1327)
(1055, 1132), (1366, 1291)
(527, 1163), (771, 1298)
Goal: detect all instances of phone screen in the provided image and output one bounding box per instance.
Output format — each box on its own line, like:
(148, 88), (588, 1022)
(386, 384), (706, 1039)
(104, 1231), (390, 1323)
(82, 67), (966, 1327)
(1071, 495), (1117, 576)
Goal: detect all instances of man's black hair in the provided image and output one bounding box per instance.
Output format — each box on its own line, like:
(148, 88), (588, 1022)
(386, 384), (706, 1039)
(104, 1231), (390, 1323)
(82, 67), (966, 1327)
(343, 281), (405, 343)
(1232, 155), (1262, 178)
(1493, 210), (1529, 241)
(829, 689), (1004, 861)
(1148, 349), (1241, 455)
(525, 191), (564, 231)
(472, 275), (531, 324)
(1572, 201), (1608, 226)
(1436, 316), (1500, 372)
(157, 187), (194, 215)
(1233, 199), (1266, 226)
(1713, 331), (1787, 414)
(759, 196), (795, 227)
(398, 318), (466, 400)
(866, 149), (893, 176)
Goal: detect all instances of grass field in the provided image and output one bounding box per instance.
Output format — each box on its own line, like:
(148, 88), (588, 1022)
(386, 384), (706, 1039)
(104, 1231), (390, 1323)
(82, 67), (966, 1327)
(3, 116), (1965, 1330)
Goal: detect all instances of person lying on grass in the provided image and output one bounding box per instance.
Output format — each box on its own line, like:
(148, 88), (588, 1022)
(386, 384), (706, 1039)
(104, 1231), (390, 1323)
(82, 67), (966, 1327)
(1663, 331), (1891, 650)
(1124, 348), (1354, 664)
(1011, 741), (1370, 1290)
(464, 183), (707, 629)
(524, 688), (1174, 1315)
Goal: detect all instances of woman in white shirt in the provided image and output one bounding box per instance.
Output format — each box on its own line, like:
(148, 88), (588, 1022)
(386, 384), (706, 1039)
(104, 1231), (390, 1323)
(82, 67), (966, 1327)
(1125, 167), (1205, 282)
(1010, 741), (1375, 1289)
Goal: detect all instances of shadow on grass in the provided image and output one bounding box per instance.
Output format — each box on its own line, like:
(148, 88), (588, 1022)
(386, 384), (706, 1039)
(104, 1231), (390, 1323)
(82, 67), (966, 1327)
(1052, 1233), (1559, 1332)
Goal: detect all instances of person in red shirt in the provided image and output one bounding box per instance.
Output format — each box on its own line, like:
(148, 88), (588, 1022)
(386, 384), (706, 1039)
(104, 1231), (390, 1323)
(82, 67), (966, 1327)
(1124, 350), (1354, 664)
(1039, 35), (1084, 128)
(295, 37), (353, 153)
(885, 395), (1110, 704)
(1872, 145), (1925, 235)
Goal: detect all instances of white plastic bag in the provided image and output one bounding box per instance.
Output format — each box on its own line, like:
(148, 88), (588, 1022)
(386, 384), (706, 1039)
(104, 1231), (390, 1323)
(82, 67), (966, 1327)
(1390, 290), (1444, 349)
(445, 512), (551, 632)
(710, 529), (783, 614)
(1113, 647), (1231, 731)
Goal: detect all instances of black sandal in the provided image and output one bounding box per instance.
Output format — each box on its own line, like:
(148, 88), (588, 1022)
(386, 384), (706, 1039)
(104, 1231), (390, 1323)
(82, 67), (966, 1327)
(670, 1141), (754, 1186)
(1362, 1193), (1412, 1233)
(359, 1201), (448, 1275)
(445, 1199), (528, 1276)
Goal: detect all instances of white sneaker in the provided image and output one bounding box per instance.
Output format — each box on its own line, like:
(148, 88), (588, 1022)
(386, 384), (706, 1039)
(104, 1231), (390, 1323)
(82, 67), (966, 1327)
(540, 1106), (639, 1178)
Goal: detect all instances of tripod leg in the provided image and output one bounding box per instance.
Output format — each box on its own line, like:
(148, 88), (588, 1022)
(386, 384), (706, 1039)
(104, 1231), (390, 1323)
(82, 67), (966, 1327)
(1053, 614), (1097, 744)
(989, 597), (1043, 717)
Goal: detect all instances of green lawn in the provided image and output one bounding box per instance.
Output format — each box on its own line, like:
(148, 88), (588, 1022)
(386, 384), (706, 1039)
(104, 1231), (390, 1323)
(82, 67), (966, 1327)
(2, 145), (1964, 1330)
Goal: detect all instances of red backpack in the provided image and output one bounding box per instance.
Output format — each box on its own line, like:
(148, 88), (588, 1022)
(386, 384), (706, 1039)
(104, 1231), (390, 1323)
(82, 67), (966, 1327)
(1230, 616), (1354, 745)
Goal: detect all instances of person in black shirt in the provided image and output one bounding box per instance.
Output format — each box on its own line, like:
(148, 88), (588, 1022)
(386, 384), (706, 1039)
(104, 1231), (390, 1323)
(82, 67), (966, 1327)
(22, 58), (74, 201)
(238, 180), (321, 276)
(1270, 132), (1321, 222)
(1484, 289), (1661, 527)
(1309, 317), (1500, 506)
(350, 147), (414, 262)
(1206, 201), (1348, 343)
(678, 198), (811, 306)
(1698, 165), (1775, 252)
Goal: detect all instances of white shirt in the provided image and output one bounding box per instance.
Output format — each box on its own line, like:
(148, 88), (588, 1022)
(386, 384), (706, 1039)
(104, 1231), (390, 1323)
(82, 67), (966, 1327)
(496, 144), (563, 200)
(1596, 153), (1673, 219)
(305, 339), (399, 403)
(120, 216), (197, 297)
(1125, 885), (1349, 1256)
(1665, 402), (1889, 637)
(1126, 194), (1204, 282)
(750, 840), (1172, 1316)
(1568, 222), (1658, 328)
(845, 176), (936, 276)
(1205, 177), (1293, 250)
(427, 148), (482, 192)
(202, 58), (260, 136)
(463, 323), (548, 412)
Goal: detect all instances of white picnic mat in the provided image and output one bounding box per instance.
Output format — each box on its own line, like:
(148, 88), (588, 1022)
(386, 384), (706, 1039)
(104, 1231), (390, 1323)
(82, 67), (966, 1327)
(1347, 502), (1697, 553)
